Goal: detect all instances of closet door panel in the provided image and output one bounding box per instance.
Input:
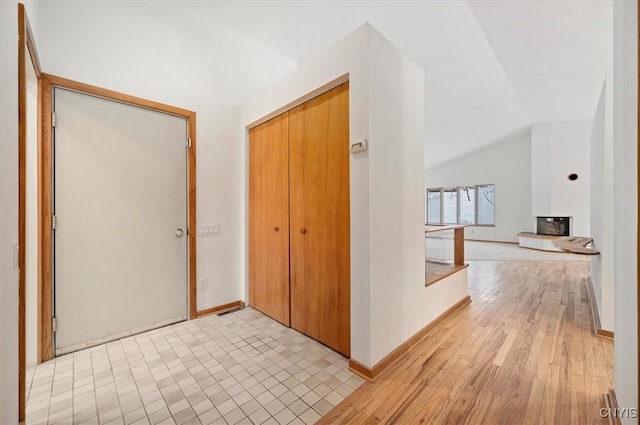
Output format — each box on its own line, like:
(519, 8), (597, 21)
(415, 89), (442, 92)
(289, 83), (350, 356)
(249, 113), (290, 325)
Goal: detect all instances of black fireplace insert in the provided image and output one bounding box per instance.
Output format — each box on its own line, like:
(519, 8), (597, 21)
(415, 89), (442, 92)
(536, 217), (570, 236)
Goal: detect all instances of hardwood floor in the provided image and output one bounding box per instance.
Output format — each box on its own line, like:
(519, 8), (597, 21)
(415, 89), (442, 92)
(320, 261), (614, 425)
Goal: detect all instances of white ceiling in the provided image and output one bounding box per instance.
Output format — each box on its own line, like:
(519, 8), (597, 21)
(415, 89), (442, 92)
(183, 0), (611, 168)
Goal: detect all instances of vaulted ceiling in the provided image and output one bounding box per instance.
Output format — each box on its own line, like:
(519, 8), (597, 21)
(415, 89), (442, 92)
(183, 0), (611, 168)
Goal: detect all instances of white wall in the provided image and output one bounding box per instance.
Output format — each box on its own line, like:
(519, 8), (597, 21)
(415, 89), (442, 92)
(590, 79), (615, 332)
(242, 24), (468, 367)
(425, 129), (533, 242)
(612, 0), (638, 420)
(531, 121), (591, 237)
(0, 0), (20, 422)
(367, 28), (468, 365)
(28, 0), (296, 312)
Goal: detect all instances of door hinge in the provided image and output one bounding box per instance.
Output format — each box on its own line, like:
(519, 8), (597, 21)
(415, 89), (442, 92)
(52, 317), (57, 332)
(52, 214), (57, 230)
(52, 112), (57, 128)
(187, 138), (192, 148)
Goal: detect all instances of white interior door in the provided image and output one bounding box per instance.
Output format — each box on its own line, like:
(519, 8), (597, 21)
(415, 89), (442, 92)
(53, 88), (188, 355)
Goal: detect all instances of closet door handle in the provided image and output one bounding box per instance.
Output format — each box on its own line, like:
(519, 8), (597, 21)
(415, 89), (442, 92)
(274, 226), (279, 232)
(300, 228), (306, 235)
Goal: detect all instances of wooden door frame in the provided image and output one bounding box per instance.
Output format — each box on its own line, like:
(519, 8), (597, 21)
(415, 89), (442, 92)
(37, 74), (198, 362)
(18, 3), (42, 421)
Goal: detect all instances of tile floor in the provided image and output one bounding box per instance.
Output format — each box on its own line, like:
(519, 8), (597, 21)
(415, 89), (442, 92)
(26, 308), (363, 425)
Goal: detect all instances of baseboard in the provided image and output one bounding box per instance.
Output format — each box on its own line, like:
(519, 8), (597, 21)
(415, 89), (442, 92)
(196, 301), (245, 318)
(586, 276), (614, 340)
(348, 295), (472, 381)
(604, 388), (622, 425)
(597, 329), (615, 339)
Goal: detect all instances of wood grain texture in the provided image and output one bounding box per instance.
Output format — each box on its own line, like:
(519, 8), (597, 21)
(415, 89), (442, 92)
(187, 112), (197, 320)
(289, 83), (350, 356)
(24, 8), (41, 78)
(554, 237), (599, 255)
(41, 74), (194, 118)
(249, 113), (291, 326)
(425, 263), (469, 287)
(18, 4), (26, 421)
(454, 227), (465, 265)
(425, 224), (466, 233)
(39, 76), (53, 362)
(349, 295), (471, 381)
(196, 301), (245, 318)
(247, 74), (348, 130)
(320, 261), (613, 425)
(597, 329), (614, 340)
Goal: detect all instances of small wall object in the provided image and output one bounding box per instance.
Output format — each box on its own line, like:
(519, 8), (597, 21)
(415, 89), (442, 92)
(568, 173), (579, 181)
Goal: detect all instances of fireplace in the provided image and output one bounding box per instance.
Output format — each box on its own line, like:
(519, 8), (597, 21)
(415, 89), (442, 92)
(536, 217), (570, 236)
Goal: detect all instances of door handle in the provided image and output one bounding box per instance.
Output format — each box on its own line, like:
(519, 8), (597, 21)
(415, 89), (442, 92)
(300, 228), (306, 235)
(175, 229), (184, 238)
(274, 226), (279, 232)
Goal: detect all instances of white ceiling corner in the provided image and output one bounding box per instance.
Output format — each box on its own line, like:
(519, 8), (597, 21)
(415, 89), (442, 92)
(181, 0), (611, 168)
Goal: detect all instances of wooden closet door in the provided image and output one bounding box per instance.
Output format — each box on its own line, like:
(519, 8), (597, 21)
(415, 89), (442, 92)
(249, 113), (290, 325)
(289, 83), (350, 356)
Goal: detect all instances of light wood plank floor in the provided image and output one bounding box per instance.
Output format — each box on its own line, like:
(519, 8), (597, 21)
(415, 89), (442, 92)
(319, 261), (614, 425)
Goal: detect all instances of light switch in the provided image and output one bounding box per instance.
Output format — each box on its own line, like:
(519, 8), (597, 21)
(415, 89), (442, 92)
(350, 138), (367, 154)
(199, 224), (221, 237)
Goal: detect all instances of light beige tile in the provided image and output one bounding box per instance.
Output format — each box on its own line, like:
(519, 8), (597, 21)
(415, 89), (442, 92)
(287, 399), (309, 417)
(168, 398), (189, 415)
(248, 407), (270, 425)
(173, 407), (196, 425)
(223, 407), (247, 425)
(298, 408), (321, 425)
(273, 407), (296, 425)
(216, 398), (237, 416)
(148, 407), (171, 425)
(324, 390), (344, 407)
(124, 407), (147, 425)
(197, 407), (221, 425)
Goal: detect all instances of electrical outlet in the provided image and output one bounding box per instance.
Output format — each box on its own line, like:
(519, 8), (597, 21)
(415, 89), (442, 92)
(199, 277), (208, 290)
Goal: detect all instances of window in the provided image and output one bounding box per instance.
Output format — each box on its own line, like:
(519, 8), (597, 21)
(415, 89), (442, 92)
(442, 188), (457, 224)
(425, 184), (495, 226)
(476, 184), (495, 225)
(427, 189), (441, 224)
(458, 186), (475, 225)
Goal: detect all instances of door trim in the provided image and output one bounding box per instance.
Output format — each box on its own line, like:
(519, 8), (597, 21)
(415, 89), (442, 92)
(39, 73), (197, 361)
(18, 3), (42, 421)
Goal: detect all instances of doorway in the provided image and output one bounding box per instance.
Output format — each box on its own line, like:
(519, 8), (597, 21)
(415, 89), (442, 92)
(52, 88), (190, 355)
(249, 82), (351, 357)
(36, 76), (198, 363)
